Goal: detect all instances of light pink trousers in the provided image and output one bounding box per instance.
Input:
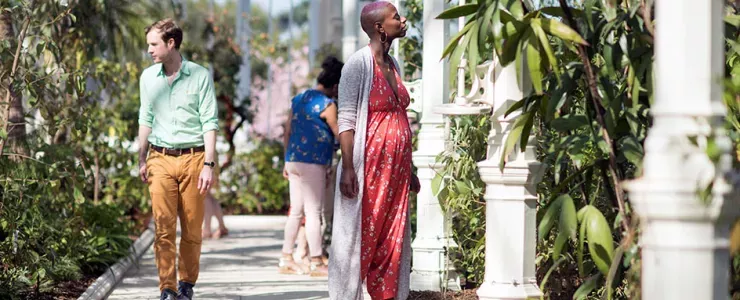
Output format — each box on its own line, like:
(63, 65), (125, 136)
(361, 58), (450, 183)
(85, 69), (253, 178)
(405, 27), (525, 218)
(282, 161), (327, 257)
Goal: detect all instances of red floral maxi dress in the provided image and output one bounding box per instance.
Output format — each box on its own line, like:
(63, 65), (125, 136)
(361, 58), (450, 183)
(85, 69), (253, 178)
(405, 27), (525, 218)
(360, 55), (412, 300)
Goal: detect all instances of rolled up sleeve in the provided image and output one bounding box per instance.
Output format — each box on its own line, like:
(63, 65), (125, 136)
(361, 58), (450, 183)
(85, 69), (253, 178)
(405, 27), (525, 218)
(199, 74), (219, 133)
(138, 75), (154, 128)
(337, 56), (362, 135)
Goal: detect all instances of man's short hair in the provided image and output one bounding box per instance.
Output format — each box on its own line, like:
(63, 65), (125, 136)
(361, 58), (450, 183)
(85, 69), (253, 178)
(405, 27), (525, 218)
(145, 18), (183, 50)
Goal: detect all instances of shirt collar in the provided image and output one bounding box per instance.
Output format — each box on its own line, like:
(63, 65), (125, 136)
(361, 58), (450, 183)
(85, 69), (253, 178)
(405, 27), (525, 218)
(157, 56), (190, 77)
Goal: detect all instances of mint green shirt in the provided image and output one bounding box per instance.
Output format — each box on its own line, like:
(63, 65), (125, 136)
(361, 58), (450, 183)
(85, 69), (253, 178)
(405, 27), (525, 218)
(138, 59), (219, 148)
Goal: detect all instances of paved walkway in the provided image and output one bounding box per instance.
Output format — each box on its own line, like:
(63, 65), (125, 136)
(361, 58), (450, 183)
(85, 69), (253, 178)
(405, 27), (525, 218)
(109, 215), (368, 300)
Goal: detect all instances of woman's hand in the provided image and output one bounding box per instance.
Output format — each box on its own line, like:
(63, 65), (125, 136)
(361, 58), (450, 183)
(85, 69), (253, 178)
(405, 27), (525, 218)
(340, 167), (359, 199)
(283, 166), (289, 179)
(410, 173), (421, 194)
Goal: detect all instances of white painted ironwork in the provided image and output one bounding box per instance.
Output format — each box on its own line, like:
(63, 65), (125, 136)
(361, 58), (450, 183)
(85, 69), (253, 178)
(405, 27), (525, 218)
(623, 1), (739, 299)
(410, 0), (461, 291)
(404, 79), (423, 122)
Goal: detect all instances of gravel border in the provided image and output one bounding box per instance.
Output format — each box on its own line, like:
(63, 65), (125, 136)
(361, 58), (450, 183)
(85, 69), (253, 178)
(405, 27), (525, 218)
(77, 221), (155, 300)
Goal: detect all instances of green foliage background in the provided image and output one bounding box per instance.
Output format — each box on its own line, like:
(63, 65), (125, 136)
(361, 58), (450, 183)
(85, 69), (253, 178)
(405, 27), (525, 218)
(435, 0), (739, 299)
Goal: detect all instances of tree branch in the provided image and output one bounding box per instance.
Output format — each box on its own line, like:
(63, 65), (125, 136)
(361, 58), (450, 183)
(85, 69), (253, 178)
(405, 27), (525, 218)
(0, 8), (32, 155)
(558, 0), (631, 234)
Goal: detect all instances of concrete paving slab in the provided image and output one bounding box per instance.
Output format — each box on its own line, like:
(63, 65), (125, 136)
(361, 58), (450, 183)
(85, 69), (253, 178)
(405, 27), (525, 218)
(108, 215), (370, 300)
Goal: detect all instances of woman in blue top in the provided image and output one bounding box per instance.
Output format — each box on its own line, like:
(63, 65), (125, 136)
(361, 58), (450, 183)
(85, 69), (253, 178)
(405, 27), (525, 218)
(279, 56), (343, 276)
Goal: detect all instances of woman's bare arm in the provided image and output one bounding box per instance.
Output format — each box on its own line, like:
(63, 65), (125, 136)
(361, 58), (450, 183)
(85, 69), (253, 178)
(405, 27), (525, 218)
(321, 103), (339, 137)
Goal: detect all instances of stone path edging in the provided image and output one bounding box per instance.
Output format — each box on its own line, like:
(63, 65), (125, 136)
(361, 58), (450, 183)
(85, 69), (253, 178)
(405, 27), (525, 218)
(77, 221), (156, 300)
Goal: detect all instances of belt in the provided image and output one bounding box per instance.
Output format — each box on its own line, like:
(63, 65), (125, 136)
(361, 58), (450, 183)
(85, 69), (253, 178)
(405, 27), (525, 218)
(150, 145), (205, 156)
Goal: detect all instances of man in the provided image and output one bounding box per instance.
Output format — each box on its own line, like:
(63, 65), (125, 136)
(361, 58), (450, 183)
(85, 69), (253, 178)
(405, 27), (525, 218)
(138, 18), (218, 300)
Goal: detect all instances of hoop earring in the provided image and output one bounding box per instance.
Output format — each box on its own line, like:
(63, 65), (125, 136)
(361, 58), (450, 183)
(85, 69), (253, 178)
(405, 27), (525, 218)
(380, 32), (388, 43)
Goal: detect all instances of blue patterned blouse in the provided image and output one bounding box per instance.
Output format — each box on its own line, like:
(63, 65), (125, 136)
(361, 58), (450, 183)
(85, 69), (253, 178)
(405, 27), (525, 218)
(285, 89), (336, 165)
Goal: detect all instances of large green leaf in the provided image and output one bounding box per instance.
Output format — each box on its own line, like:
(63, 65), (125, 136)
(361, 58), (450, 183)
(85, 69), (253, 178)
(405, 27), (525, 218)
(727, 14), (740, 28)
(603, 43), (623, 76)
(441, 20), (475, 60)
(546, 65), (582, 121)
(499, 110), (530, 169)
(551, 114), (590, 132)
(499, 29), (524, 66)
(492, 5), (525, 57)
(526, 32), (544, 94)
(619, 135), (644, 166)
(455, 180), (472, 195)
(573, 273), (603, 300)
(501, 0), (525, 19)
(520, 106), (536, 151)
(515, 30), (531, 91)
(601, 0), (618, 21)
(432, 173), (443, 197)
(468, 22), (481, 73)
(539, 6), (585, 19)
(540, 18), (589, 46)
(504, 97), (527, 117)
(436, 3), (479, 19)
(531, 19), (560, 79)
(491, 5), (504, 55)
(583, 206), (615, 276)
(449, 30), (473, 88)
(553, 195), (577, 259)
(539, 196), (564, 241)
(479, 3), (497, 50)
(73, 186), (85, 204)
(577, 206), (589, 277)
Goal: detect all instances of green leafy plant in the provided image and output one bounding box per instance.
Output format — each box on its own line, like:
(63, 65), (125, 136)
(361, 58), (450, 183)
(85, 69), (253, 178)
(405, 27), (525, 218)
(0, 1), (160, 298)
(432, 114), (491, 285)
(400, 0), (424, 80)
(436, 0), (657, 297)
(218, 140), (289, 214)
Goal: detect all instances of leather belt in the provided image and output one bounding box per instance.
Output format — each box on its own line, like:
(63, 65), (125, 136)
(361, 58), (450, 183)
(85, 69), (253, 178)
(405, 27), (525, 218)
(150, 145), (205, 156)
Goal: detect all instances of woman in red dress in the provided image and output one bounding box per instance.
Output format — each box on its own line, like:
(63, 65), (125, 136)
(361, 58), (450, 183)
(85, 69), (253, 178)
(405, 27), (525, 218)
(329, 2), (420, 300)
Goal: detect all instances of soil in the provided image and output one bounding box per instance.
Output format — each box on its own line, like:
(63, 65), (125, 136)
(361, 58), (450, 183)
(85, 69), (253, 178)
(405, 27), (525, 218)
(408, 289), (479, 300)
(18, 275), (97, 300)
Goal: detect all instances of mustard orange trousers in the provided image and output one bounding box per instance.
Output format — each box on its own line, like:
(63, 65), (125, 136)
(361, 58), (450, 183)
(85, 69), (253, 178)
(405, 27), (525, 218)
(147, 149), (205, 292)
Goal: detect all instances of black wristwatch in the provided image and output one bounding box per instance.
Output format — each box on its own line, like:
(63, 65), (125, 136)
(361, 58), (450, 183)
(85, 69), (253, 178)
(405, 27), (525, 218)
(204, 161), (215, 168)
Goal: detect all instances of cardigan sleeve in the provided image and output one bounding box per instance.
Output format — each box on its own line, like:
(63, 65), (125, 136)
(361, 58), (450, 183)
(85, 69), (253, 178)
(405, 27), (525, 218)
(337, 53), (364, 135)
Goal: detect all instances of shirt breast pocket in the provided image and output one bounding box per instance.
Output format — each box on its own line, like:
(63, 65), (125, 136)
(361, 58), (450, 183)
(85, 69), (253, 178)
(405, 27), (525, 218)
(176, 94), (200, 124)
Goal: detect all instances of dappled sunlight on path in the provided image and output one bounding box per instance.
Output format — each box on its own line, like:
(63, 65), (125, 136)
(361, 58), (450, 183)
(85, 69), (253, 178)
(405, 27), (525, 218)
(108, 215), (363, 300)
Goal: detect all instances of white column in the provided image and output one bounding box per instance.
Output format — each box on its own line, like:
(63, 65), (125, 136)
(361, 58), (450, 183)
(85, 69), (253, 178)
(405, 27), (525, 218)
(309, 0), (320, 68)
(236, 0), (251, 103)
(410, 0), (458, 292)
(624, 1), (738, 299)
(342, 0), (358, 61)
(476, 60), (543, 300)
(357, 1), (373, 47)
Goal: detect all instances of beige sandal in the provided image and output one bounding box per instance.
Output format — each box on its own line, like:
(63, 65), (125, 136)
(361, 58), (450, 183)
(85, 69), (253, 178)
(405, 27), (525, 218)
(278, 256), (305, 275)
(308, 260), (328, 277)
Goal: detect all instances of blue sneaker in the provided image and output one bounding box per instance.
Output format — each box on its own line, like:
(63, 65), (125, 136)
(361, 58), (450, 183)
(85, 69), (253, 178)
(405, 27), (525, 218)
(177, 281), (194, 300)
(160, 289), (177, 300)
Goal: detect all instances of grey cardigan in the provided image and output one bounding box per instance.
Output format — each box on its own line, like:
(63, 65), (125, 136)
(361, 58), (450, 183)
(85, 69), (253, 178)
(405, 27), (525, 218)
(328, 46), (411, 300)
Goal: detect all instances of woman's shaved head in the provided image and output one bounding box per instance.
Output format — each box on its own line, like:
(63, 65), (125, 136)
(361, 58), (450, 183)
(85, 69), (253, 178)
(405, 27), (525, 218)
(360, 1), (393, 34)
(359, 1), (407, 44)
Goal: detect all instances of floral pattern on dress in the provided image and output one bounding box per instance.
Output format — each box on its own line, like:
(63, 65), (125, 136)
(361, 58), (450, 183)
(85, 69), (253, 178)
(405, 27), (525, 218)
(285, 90), (336, 165)
(360, 56), (412, 300)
